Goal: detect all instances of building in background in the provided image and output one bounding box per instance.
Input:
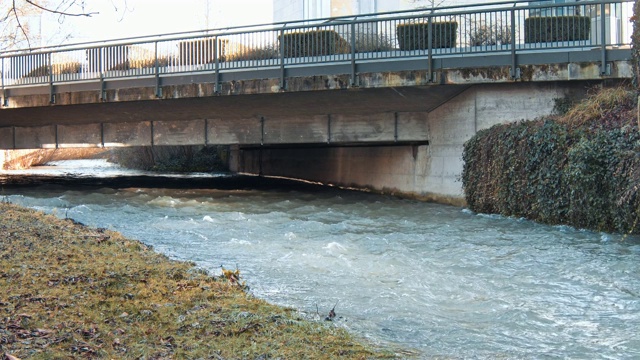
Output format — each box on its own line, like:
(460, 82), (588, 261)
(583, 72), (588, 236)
(272, 0), (478, 23)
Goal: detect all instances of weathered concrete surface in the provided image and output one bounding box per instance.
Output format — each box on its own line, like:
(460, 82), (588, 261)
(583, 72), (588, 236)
(14, 126), (56, 149)
(153, 119), (206, 146)
(207, 118), (262, 144)
(0, 108), (436, 149)
(103, 122), (152, 147)
(330, 113), (395, 143)
(0, 84), (470, 127)
(58, 124), (103, 148)
(236, 81), (584, 204)
(263, 115), (328, 144)
(0, 128), (13, 149)
(1, 60), (630, 127)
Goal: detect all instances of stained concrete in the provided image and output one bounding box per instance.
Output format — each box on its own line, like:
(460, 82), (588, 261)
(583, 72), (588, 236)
(236, 82), (582, 204)
(103, 122), (152, 147)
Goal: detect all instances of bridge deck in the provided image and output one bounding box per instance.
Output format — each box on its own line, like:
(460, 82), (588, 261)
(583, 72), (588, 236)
(0, 0), (633, 149)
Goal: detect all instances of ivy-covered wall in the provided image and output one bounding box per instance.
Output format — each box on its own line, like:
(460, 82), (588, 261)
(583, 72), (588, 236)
(461, 88), (640, 234)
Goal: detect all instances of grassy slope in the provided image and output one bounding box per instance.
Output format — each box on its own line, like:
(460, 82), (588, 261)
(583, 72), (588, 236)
(0, 203), (395, 359)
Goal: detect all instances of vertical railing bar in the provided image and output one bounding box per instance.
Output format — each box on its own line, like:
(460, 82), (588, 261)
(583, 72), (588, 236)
(214, 36), (220, 94)
(427, 11), (433, 82)
(1, 57), (6, 107)
(99, 47), (105, 101)
(279, 28), (285, 90)
(154, 41), (161, 98)
(48, 53), (55, 104)
(510, 4), (517, 79)
(350, 21), (357, 86)
(600, 2), (607, 74)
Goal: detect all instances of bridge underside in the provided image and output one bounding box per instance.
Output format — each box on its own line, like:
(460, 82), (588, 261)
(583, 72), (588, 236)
(0, 84), (471, 149)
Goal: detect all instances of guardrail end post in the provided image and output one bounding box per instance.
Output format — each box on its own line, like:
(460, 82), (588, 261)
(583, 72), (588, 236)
(350, 74), (359, 88)
(510, 67), (521, 80)
(99, 76), (106, 102)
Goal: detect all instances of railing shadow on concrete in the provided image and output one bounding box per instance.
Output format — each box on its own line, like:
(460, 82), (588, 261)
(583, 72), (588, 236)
(0, 0), (633, 92)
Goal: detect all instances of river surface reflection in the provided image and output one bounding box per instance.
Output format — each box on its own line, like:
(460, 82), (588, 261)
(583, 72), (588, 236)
(2, 160), (640, 358)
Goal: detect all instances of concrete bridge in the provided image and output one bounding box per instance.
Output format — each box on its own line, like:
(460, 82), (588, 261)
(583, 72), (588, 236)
(0, 0), (634, 204)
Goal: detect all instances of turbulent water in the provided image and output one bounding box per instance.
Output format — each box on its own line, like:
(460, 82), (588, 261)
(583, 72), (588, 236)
(2, 160), (640, 358)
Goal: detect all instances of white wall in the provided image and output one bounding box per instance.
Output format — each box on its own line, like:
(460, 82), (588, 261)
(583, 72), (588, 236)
(273, 0), (495, 22)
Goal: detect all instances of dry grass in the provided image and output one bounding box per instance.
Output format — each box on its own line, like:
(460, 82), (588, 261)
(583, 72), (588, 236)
(225, 45), (279, 62)
(0, 203), (395, 359)
(559, 86), (637, 129)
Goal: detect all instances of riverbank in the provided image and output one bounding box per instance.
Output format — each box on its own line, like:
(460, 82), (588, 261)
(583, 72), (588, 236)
(0, 202), (394, 359)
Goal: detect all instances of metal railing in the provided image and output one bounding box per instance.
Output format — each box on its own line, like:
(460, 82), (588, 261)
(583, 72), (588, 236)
(0, 0), (633, 94)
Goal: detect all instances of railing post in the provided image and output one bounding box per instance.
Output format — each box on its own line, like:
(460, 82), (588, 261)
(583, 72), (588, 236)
(600, 2), (607, 75)
(427, 11), (434, 82)
(279, 27), (286, 91)
(48, 53), (55, 104)
(1, 57), (6, 107)
(510, 5), (519, 79)
(350, 22), (357, 87)
(154, 41), (162, 98)
(99, 47), (106, 101)
(214, 37), (220, 94)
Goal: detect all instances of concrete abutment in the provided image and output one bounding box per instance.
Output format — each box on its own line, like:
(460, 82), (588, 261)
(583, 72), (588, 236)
(235, 81), (590, 205)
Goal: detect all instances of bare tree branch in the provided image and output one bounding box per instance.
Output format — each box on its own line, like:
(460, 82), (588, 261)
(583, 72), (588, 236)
(1, 0), (104, 50)
(24, 0), (97, 17)
(11, 0), (31, 48)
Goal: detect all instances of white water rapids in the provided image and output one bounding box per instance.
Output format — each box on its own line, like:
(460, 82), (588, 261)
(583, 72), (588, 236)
(2, 160), (639, 358)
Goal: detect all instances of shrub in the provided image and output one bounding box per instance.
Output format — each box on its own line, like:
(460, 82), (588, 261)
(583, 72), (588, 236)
(25, 62), (82, 77)
(226, 44), (279, 61)
(469, 24), (512, 46)
(279, 30), (350, 58)
(353, 32), (395, 52)
(129, 56), (174, 69)
(396, 21), (458, 50)
(524, 16), (590, 43)
(462, 87), (640, 234)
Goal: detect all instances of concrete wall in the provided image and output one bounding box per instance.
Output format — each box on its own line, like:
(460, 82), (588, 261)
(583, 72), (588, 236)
(236, 81), (581, 205)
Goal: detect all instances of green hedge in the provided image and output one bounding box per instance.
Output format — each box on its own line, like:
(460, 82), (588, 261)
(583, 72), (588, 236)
(279, 30), (350, 58)
(462, 92), (640, 234)
(396, 22), (458, 50)
(524, 16), (591, 43)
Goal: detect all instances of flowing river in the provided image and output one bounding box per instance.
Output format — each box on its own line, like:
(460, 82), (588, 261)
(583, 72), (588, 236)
(2, 160), (639, 358)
